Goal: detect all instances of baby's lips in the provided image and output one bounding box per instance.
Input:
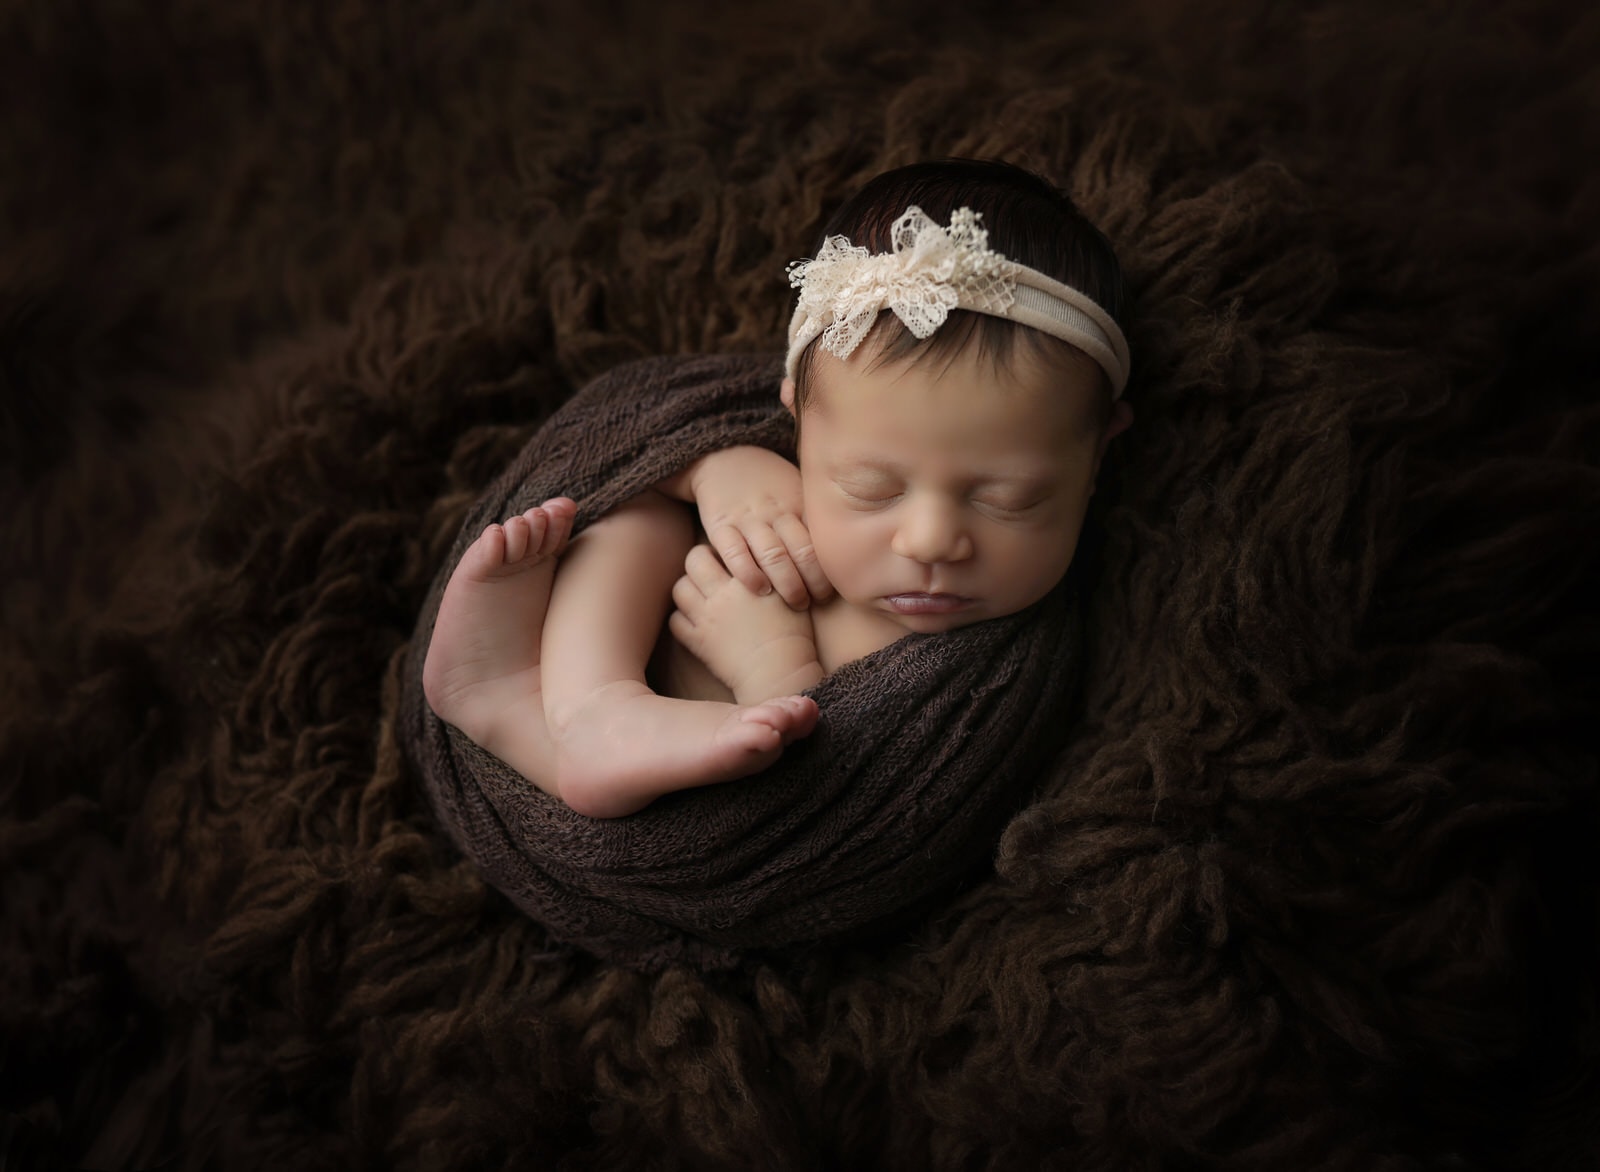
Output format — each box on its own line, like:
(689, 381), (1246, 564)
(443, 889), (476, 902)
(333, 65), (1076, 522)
(885, 593), (973, 616)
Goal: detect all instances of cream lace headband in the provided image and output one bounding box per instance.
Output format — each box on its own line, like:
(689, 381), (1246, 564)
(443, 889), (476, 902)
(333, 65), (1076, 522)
(785, 205), (1130, 398)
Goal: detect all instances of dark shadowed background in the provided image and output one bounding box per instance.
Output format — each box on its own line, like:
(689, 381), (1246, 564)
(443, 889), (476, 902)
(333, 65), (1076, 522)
(3, 0), (1597, 1167)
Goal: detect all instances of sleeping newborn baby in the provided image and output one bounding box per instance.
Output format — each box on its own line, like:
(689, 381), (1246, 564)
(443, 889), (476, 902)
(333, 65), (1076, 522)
(422, 159), (1132, 818)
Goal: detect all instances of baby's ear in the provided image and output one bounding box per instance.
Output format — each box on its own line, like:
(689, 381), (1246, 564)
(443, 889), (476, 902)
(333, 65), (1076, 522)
(1104, 399), (1134, 444)
(780, 377), (797, 416)
(1092, 400), (1135, 481)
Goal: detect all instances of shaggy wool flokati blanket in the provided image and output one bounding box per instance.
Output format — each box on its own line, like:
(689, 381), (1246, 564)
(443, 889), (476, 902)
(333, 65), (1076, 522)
(402, 353), (1084, 971)
(3, 1), (1596, 1168)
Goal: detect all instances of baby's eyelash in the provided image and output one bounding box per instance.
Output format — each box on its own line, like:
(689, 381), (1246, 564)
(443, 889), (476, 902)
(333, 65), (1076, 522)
(840, 486), (900, 505)
(974, 497), (1042, 516)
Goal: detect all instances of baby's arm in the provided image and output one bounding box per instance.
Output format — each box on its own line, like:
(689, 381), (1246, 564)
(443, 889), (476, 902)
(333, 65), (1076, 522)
(658, 446), (832, 610)
(670, 544), (825, 705)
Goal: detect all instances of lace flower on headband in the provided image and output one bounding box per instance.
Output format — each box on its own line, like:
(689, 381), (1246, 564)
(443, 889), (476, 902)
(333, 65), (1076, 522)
(784, 204), (1131, 398)
(786, 206), (1016, 361)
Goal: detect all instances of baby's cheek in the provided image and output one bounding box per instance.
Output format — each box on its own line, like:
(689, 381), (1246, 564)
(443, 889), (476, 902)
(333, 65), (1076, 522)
(994, 531), (1074, 601)
(810, 519), (873, 594)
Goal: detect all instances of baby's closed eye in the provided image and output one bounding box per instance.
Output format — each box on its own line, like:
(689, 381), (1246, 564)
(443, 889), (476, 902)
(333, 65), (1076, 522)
(972, 493), (1046, 516)
(835, 480), (902, 507)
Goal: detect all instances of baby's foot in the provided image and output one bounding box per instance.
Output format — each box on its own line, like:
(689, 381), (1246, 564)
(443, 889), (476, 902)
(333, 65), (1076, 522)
(422, 498), (577, 748)
(669, 544), (825, 704)
(550, 683), (818, 818)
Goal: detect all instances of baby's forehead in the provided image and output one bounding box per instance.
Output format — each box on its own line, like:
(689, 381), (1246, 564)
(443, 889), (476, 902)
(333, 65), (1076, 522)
(807, 348), (1101, 429)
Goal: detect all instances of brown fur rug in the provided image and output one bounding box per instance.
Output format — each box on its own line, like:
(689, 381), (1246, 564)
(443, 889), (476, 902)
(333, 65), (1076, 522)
(3, 0), (1597, 1167)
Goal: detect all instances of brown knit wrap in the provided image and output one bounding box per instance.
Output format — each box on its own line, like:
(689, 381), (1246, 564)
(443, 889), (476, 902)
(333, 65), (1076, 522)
(400, 353), (1082, 970)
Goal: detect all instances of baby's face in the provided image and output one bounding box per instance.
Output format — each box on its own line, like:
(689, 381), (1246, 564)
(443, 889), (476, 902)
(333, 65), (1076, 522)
(788, 340), (1115, 635)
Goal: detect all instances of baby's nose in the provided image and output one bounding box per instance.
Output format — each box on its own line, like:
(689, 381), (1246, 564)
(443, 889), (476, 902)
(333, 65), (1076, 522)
(890, 499), (972, 564)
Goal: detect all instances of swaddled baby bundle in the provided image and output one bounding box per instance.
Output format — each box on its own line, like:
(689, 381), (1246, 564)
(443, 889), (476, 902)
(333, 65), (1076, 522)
(400, 354), (1083, 971)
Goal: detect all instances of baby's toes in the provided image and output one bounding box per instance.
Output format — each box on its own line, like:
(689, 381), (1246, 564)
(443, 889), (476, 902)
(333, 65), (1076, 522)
(537, 497), (578, 556)
(459, 523), (509, 577)
(741, 695), (819, 741)
(501, 515), (534, 562)
(514, 506), (551, 557)
(775, 696), (820, 739)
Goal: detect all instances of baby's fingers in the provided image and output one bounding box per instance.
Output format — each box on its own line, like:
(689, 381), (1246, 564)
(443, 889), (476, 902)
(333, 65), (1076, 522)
(710, 525), (790, 605)
(747, 531), (811, 608)
(671, 570), (705, 619)
(666, 609), (698, 649)
(707, 524), (762, 594)
(683, 543), (732, 592)
(772, 513), (832, 603)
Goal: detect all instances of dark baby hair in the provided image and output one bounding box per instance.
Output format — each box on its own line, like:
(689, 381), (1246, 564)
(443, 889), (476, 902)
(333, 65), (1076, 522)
(790, 158), (1126, 421)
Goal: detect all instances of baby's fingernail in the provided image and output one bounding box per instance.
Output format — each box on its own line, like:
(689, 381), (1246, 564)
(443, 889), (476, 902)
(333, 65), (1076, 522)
(759, 584), (772, 595)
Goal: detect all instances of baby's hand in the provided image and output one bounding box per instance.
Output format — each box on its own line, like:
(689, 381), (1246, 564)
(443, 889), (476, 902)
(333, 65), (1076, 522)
(669, 544), (825, 705)
(688, 447), (833, 610)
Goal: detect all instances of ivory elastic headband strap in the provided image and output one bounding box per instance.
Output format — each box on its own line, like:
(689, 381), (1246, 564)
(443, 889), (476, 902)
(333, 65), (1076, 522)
(784, 205), (1130, 398)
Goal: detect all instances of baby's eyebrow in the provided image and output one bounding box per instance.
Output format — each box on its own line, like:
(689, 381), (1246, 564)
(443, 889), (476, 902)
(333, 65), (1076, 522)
(828, 456), (903, 476)
(829, 458), (1058, 490)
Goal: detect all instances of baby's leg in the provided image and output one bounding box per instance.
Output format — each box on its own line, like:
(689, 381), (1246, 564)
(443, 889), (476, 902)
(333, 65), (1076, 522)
(422, 499), (578, 786)
(540, 491), (817, 819)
